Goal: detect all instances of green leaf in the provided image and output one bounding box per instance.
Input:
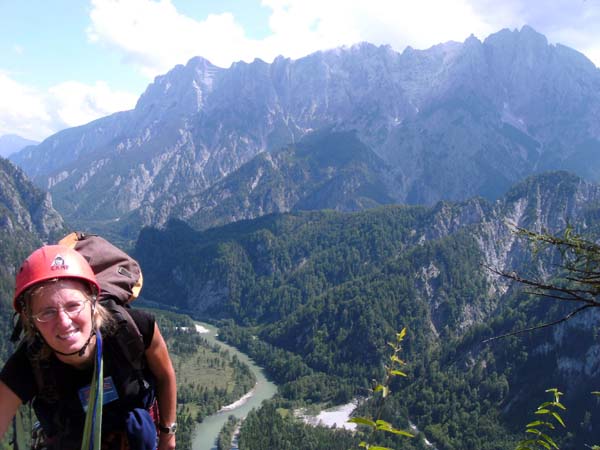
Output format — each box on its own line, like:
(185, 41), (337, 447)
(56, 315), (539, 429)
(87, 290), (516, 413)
(397, 328), (407, 341)
(516, 438), (537, 450)
(359, 442), (368, 448)
(537, 432), (559, 449)
(537, 402), (556, 410)
(375, 419), (393, 431)
(525, 420), (542, 428)
(391, 355), (404, 364)
(374, 385), (389, 398)
(535, 408), (551, 415)
(389, 428), (415, 437)
(369, 446), (393, 450)
(526, 420), (554, 430)
(372, 420), (415, 437)
(534, 439), (552, 450)
(536, 402), (563, 412)
(390, 370), (407, 377)
(550, 412), (566, 428)
(348, 417), (377, 428)
(591, 391), (600, 396)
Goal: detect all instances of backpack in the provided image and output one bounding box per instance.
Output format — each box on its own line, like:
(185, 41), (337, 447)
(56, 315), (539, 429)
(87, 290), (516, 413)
(58, 232), (143, 304)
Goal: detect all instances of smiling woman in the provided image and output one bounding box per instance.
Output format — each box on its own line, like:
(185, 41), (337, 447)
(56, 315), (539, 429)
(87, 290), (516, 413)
(0, 245), (177, 450)
(27, 280), (96, 362)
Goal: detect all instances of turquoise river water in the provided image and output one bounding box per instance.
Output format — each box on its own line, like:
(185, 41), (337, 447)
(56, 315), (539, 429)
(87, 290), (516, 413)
(191, 323), (278, 450)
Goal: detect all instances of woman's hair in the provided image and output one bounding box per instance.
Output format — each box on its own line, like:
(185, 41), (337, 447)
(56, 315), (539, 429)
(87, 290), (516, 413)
(20, 278), (115, 359)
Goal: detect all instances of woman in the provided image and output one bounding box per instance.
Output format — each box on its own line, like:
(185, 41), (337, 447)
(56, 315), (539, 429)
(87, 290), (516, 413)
(0, 245), (177, 450)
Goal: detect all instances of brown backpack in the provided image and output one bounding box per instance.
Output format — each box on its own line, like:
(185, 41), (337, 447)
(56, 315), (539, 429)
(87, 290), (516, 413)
(59, 232), (143, 304)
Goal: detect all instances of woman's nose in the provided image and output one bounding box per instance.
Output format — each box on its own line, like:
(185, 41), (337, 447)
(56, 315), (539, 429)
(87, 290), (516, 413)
(55, 308), (72, 325)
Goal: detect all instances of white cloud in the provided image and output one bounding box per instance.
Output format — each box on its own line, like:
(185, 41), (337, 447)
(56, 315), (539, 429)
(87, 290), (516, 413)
(0, 72), (53, 141)
(0, 72), (137, 141)
(87, 0), (256, 75)
(87, 0), (600, 77)
(48, 81), (137, 128)
(262, 0), (494, 53)
(86, 0), (498, 75)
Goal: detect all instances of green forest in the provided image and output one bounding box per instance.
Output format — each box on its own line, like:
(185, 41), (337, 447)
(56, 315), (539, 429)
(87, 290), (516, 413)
(134, 201), (600, 449)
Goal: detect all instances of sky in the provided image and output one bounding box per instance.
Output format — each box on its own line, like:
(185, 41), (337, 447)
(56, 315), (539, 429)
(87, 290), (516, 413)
(1, 0), (599, 142)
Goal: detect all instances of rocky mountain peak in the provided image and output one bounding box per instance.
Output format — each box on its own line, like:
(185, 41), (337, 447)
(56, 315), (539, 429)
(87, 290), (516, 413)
(0, 157), (64, 241)
(136, 55), (223, 117)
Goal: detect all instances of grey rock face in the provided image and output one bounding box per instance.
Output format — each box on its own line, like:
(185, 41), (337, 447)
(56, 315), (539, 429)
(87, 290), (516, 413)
(10, 26), (600, 234)
(0, 157), (64, 242)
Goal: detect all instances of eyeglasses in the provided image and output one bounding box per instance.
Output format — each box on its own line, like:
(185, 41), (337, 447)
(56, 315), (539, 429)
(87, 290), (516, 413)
(31, 299), (89, 323)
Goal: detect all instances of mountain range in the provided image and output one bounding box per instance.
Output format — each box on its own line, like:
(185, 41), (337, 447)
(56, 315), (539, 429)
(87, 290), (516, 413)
(0, 134), (39, 158)
(9, 25), (600, 239)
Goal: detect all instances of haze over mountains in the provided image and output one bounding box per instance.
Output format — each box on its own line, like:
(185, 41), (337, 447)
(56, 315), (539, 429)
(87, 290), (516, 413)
(0, 134), (39, 158)
(9, 25), (600, 236)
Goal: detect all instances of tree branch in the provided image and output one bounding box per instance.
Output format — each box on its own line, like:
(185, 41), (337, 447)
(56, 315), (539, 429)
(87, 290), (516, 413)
(482, 304), (595, 343)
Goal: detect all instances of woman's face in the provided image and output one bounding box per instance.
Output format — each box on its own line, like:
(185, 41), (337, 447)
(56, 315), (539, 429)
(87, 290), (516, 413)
(29, 279), (94, 360)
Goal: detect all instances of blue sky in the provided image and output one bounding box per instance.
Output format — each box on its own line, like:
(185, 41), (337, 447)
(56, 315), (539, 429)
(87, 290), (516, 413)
(1, 0), (599, 141)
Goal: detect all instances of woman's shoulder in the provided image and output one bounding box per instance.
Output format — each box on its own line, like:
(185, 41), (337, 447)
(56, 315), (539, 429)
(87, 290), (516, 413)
(124, 307), (155, 348)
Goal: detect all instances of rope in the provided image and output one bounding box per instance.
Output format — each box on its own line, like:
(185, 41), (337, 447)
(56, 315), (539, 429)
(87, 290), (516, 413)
(80, 330), (104, 450)
(12, 408), (26, 450)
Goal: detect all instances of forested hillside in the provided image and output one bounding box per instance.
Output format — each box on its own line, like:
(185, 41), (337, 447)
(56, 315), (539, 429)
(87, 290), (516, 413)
(135, 171), (600, 449)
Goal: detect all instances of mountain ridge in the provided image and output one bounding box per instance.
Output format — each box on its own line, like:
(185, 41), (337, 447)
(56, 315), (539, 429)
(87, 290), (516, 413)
(10, 26), (600, 239)
(0, 134), (39, 158)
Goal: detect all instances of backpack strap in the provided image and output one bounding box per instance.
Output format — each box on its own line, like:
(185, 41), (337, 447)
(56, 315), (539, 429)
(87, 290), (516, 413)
(99, 298), (150, 394)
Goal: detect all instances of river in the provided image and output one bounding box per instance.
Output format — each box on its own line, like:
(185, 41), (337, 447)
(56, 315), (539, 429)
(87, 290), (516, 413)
(191, 323), (278, 450)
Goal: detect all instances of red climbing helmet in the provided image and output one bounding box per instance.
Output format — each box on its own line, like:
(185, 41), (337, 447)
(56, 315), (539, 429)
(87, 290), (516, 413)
(13, 245), (100, 312)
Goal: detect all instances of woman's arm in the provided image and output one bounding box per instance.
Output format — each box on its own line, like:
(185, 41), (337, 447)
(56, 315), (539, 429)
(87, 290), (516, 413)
(0, 381), (22, 440)
(145, 323), (177, 450)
